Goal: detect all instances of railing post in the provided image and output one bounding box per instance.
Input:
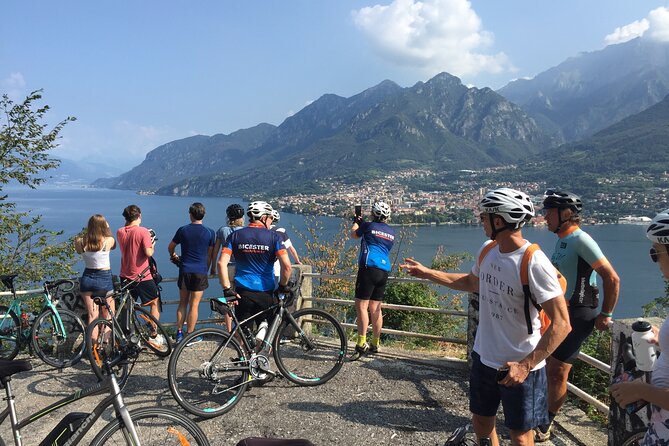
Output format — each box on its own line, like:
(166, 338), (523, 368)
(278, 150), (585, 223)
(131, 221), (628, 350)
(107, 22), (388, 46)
(608, 317), (661, 445)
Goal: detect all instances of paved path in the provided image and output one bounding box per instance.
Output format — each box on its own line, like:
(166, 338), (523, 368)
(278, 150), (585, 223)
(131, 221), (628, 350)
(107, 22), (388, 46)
(0, 348), (606, 445)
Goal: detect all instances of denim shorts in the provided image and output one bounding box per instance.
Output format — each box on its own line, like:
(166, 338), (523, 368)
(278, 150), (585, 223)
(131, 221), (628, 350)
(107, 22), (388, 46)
(469, 351), (549, 432)
(79, 269), (114, 292)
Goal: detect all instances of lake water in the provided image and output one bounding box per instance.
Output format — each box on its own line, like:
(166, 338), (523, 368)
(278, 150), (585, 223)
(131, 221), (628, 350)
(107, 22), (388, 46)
(6, 185), (666, 319)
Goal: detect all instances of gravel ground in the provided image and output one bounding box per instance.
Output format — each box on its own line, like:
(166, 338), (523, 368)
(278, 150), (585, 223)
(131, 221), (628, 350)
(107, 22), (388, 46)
(0, 348), (601, 445)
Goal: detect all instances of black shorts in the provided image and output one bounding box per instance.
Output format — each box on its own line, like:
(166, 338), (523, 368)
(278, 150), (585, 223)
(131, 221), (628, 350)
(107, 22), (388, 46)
(355, 267), (389, 301)
(122, 278), (159, 306)
(551, 307), (596, 363)
(178, 272), (209, 292)
(236, 288), (277, 329)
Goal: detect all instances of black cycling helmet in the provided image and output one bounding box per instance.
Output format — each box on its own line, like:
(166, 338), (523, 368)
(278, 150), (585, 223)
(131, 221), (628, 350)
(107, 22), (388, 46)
(542, 189), (583, 213)
(226, 203), (244, 220)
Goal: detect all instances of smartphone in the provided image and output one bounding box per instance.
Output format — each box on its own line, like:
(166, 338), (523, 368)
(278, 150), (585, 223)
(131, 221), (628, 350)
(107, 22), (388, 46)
(354, 205), (362, 217)
(496, 368), (509, 382)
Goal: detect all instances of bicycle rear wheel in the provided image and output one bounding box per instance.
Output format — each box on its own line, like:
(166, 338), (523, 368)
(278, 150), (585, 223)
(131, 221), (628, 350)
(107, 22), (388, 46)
(0, 306), (20, 360)
(274, 308), (347, 386)
(133, 305), (172, 357)
(90, 407), (210, 446)
(86, 318), (129, 385)
(168, 327), (248, 418)
(31, 308), (86, 368)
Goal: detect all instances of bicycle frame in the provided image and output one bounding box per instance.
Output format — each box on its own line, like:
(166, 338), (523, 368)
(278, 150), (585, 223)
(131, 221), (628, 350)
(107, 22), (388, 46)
(0, 368), (140, 446)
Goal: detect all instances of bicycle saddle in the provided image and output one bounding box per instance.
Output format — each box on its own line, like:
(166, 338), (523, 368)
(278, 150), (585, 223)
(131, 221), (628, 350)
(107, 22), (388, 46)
(0, 359), (32, 381)
(91, 289), (110, 300)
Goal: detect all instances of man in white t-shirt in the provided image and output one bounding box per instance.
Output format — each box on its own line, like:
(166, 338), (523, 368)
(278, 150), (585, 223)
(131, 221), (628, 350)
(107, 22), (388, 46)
(401, 188), (571, 446)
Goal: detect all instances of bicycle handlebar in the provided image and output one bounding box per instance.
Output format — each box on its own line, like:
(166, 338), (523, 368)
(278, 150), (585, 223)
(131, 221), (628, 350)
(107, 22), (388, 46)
(44, 279), (76, 293)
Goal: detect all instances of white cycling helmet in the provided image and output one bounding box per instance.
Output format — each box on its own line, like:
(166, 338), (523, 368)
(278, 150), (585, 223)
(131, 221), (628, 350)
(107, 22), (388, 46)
(247, 201), (273, 220)
(372, 201), (391, 219)
(271, 209), (280, 223)
(647, 209), (669, 244)
(479, 188), (535, 229)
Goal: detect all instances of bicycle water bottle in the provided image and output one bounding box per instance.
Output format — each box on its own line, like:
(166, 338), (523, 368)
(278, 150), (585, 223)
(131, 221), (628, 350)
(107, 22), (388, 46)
(255, 321), (268, 342)
(632, 318), (657, 372)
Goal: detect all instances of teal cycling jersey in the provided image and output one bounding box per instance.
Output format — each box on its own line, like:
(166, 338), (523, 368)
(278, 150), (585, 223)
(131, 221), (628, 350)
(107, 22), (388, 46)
(550, 226), (607, 308)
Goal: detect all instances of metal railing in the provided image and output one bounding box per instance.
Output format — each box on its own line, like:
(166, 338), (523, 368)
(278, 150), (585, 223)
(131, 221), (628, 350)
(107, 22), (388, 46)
(0, 266), (610, 414)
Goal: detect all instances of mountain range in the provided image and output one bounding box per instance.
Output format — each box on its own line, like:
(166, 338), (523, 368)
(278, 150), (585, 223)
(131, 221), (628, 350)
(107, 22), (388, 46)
(95, 37), (669, 198)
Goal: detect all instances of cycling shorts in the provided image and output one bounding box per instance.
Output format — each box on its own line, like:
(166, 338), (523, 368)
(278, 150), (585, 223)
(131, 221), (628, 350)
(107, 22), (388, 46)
(122, 278), (158, 306)
(551, 307), (596, 363)
(354, 266), (389, 301)
(469, 351), (549, 432)
(177, 272), (209, 292)
(236, 288), (277, 329)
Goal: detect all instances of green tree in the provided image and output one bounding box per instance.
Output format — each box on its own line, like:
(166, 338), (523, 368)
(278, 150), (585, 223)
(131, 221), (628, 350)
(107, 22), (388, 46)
(0, 91), (77, 287)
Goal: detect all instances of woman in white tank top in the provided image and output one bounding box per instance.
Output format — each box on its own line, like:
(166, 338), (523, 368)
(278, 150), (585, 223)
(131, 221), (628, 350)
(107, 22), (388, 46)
(74, 214), (116, 323)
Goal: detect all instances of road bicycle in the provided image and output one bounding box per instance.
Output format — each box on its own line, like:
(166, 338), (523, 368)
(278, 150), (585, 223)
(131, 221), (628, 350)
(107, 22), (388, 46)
(167, 284), (347, 418)
(0, 354), (210, 445)
(85, 266), (172, 384)
(0, 274), (85, 368)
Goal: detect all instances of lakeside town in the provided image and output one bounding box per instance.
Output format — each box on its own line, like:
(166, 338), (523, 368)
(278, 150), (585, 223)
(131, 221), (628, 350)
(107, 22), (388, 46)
(275, 167), (669, 225)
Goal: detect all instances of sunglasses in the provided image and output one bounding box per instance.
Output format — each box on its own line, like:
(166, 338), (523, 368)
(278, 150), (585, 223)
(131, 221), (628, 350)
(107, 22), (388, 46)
(650, 247), (668, 263)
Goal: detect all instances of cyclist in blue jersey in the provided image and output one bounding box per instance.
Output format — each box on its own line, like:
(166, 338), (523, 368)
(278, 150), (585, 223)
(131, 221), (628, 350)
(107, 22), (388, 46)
(349, 201), (395, 361)
(217, 201), (292, 332)
(536, 189), (620, 442)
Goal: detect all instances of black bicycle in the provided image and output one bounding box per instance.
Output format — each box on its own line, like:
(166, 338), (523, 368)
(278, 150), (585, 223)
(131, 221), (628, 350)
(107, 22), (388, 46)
(167, 286), (347, 418)
(85, 266), (172, 384)
(0, 274), (86, 368)
(0, 353), (210, 445)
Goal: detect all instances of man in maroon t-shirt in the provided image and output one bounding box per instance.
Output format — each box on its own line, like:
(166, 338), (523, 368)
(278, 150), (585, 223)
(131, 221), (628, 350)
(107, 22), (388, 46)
(117, 205), (160, 324)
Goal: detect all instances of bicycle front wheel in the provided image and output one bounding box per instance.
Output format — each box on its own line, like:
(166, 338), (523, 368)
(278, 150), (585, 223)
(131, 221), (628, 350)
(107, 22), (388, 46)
(0, 306), (20, 360)
(86, 318), (129, 385)
(133, 305), (172, 357)
(31, 308), (86, 368)
(90, 407), (210, 446)
(274, 308), (347, 386)
(168, 327), (248, 418)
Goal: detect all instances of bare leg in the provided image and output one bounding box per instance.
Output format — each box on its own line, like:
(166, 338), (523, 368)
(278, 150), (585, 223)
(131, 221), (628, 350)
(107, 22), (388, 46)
(472, 414), (499, 446)
(355, 298), (370, 341)
(547, 356), (571, 415)
(175, 286), (190, 332)
(368, 300), (383, 340)
(82, 292), (99, 324)
(509, 429), (535, 446)
(186, 291), (203, 333)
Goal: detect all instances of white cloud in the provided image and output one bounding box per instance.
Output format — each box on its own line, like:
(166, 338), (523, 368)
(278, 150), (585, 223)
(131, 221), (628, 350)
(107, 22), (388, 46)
(605, 7), (669, 45)
(645, 7), (669, 42)
(352, 0), (513, 78)
(1, 72), (27, 101)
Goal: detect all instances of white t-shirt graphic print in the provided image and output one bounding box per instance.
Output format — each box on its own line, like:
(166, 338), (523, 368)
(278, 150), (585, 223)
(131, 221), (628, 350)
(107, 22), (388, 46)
(471, 240), (563, 371)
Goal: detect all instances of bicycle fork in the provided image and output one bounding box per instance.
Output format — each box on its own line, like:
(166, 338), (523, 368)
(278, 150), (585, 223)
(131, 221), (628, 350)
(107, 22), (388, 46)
(110, 373), (142, 445)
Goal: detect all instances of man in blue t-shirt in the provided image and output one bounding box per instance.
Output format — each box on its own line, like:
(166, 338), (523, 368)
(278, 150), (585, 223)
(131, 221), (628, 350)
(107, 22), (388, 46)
(349, 201), (395, 360)
(218, 201), (292, 331)
(168, 202), (216, 343)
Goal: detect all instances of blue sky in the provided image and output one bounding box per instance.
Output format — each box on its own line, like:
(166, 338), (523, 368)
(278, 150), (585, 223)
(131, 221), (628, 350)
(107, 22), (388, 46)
(2, 1), (668, 170)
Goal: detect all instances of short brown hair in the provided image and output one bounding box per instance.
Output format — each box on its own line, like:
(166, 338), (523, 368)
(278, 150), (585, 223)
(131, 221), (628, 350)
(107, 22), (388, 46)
(122, 204), (141, 222)
(189, 202), (206, 220)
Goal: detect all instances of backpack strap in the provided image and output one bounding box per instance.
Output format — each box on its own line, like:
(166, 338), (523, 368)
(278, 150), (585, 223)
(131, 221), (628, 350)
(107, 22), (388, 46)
(520, 244), (543, 335)
(477, 241), (498, 268)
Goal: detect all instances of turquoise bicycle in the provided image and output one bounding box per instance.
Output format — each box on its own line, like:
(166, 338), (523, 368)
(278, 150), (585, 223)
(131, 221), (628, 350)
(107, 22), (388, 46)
(0, 274), (86, 368)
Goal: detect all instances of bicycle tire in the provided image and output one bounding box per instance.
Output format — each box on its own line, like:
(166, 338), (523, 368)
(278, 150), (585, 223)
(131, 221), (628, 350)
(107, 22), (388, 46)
(90, 406), (210, 446)
(274, 308), (347, 386)
(621, 430), (647, 446)
(0, 306), (20, 360)
(86, 318), (129, 385)
(168, 327), (248, 418)
(31, 308), (86, 368)
(132, 305), (172, 357)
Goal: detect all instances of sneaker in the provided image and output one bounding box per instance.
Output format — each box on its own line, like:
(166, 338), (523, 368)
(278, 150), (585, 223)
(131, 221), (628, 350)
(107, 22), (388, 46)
(186, 336), (203, 347)
(175, 330), (184, 344)
(534, 422), (552, 442)
(368, 344), (379, 354)
(348, 343), (369, 361)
